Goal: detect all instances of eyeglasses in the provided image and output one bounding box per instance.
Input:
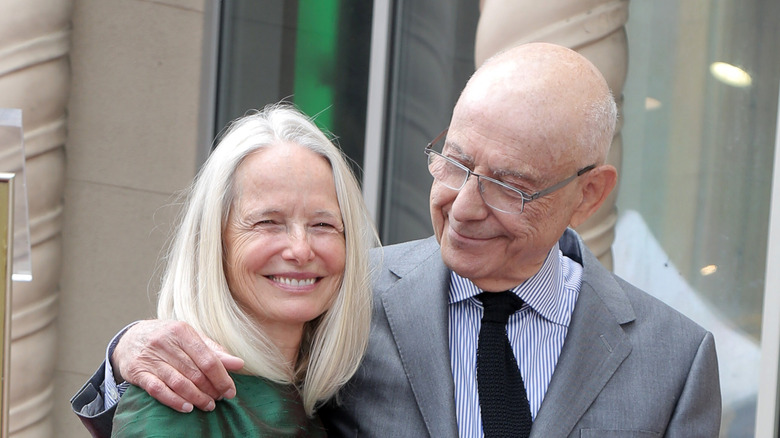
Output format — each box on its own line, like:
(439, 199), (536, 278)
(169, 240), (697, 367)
(424, 129), (596, 214)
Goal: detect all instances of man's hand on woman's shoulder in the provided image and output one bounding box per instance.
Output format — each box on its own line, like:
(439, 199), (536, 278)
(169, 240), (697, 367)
(112, 319), (244, 413)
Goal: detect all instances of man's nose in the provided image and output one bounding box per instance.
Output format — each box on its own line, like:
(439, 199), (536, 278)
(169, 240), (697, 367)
(450, 175), (490, 221)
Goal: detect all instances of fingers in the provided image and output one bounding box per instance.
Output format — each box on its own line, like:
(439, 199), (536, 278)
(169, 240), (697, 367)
(155, 362), (219, 412)
(111, 319), (238, 412)
(177, 332), (239, 401)
(135, 371), (202, 413)
(203, 336), (246, 372)
(217, 351), (246, 373)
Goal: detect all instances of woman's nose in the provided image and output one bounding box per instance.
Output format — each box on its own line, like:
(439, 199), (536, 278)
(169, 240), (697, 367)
(282, 225), (315, 263)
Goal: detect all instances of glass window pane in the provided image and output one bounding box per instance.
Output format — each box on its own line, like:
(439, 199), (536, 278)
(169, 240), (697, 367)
(379, 1), (479, 244)
(614, 0), (779, 435)
(216, 0), (372, 178)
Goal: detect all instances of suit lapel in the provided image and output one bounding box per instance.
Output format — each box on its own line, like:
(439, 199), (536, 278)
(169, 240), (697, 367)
(531, 231), (636, 437)
(379, 237), (459, 437)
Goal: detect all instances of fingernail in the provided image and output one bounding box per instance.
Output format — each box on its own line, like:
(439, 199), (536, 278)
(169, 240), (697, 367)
(182, 403), (194, 413)
(205, 400), (215, 411)
(223, 388), (236, 399)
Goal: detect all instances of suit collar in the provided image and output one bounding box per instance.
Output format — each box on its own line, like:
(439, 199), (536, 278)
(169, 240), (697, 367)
(378, 237), (460, 437)
(531, 229), (636, 437)
(381, 236), (441, 279)
(560, 228), (635, 324)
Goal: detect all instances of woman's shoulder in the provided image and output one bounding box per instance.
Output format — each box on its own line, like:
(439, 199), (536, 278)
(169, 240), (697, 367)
(112, 384), (189, 437)
(112, 375), (326, 437)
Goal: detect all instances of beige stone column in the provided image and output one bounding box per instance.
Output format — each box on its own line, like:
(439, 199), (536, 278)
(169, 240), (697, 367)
(0, 0), (72, 436)
(475, 0), (629, 270)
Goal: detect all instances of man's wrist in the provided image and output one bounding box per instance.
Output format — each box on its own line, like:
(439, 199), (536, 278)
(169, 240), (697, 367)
(107, 322), (137, 383)
(103, 322), (138, 410)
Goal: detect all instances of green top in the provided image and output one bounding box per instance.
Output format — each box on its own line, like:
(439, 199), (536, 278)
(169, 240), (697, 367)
(112, 373), (326, 437)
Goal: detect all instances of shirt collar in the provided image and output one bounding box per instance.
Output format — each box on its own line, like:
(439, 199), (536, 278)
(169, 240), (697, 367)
(448, 242), (572, 326)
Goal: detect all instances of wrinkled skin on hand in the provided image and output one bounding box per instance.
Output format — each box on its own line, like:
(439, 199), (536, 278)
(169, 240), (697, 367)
(112, 319), (245, 412)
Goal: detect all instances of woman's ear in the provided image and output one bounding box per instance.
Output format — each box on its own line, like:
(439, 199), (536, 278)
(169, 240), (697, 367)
(569, 164), (618, 229)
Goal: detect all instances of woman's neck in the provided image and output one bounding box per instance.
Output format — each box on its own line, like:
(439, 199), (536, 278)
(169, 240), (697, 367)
(264, 323), (304, 367)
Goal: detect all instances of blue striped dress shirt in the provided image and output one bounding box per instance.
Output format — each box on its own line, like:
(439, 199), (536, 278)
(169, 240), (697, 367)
(449, 242), (582, 437)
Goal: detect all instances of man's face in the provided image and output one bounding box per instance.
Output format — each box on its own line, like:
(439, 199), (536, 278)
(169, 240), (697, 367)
(429, 110), (585, 292)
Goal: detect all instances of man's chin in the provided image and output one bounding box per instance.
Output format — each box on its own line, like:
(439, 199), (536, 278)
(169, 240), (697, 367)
(440, 245), (483, 277)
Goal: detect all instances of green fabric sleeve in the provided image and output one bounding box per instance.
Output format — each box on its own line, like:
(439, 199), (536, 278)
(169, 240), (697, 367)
(111, 374), (326, 437)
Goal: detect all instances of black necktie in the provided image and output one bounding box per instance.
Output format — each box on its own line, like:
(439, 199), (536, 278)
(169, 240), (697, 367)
(476, 291), (532, 438)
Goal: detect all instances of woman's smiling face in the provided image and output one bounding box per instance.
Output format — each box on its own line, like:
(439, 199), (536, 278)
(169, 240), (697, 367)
(222, 142), (346, 346)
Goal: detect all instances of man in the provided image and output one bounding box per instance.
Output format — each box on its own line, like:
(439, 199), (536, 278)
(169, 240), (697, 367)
(73, 43), (721, 437)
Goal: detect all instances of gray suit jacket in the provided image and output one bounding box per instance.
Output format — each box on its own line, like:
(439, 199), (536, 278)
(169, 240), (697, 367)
(320, 229), (721, 437)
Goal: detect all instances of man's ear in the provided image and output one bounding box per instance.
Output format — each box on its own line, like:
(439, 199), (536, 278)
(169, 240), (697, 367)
(569, 164), (618, 228)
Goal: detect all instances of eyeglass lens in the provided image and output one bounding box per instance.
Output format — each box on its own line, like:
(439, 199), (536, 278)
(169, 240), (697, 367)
(427, 152), (525, 213)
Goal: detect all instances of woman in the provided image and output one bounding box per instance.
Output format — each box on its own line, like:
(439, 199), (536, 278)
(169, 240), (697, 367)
(111, 104), (379, 436)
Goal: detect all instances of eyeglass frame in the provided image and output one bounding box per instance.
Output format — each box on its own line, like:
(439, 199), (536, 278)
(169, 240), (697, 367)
(424, 128), (596, 214)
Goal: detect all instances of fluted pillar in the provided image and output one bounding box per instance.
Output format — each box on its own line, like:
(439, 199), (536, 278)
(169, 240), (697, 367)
(0, 0), (72, 436)
(475, 0), (629, 270)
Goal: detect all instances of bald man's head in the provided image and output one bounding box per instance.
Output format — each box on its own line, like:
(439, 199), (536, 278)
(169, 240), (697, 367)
(453, 42), (616, 164)
(429, 43), (619, 290)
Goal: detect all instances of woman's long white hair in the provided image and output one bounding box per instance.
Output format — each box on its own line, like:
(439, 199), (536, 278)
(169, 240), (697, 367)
(156, 103), (378, 415)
